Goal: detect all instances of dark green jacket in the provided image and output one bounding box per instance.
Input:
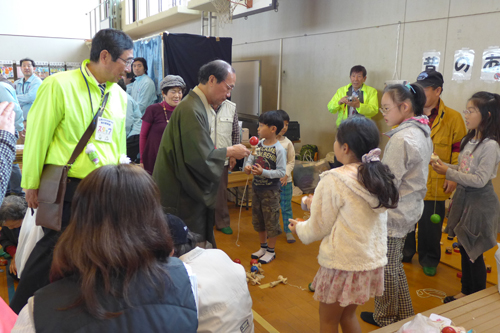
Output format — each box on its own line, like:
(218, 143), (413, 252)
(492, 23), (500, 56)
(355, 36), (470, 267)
(153, 90), (226, 244)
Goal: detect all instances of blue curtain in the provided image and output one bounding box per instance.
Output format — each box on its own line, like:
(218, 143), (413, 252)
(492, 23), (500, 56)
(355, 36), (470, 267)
(133, 35), (163, 102)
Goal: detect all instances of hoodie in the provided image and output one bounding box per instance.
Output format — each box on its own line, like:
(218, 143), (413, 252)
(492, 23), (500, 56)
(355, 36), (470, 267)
(295, 164), (388, 272)
(382, 116), (433, 238)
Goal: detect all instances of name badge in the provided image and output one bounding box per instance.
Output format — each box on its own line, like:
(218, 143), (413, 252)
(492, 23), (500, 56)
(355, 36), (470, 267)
(95, 117), (114, 143)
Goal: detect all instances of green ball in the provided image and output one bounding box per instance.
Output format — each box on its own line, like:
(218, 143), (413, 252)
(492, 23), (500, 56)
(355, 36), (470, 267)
(308, 282), (315, 292)
(430, 214), (441, 224)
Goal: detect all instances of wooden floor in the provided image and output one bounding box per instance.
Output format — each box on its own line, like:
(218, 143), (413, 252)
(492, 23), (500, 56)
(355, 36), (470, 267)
(0, 199), (496, 332)
(215, 201), (495, 333)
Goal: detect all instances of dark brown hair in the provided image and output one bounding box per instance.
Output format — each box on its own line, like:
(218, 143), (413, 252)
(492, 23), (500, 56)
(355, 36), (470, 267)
(336, 116), (399, 209)
(50, 164), (173, 319)
(461, 91), (500, 152)
(383, 83), (426, 116)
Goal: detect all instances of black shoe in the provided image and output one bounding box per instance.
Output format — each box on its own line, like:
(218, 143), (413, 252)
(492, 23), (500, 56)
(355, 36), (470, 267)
(402, 256), (412, 263)
(443, 296), (456, 303)
(360, 312), (380, 327)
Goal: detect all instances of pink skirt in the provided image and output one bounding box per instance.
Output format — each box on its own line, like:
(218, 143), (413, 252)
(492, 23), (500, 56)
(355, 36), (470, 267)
(312, 266), (384, 306)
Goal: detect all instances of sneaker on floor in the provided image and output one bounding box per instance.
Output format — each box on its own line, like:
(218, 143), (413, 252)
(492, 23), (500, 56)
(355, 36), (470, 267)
(258, 251), (275, 264)
(423, 266), (437, 276)
(360, 312), (380, 327)
(286, 232), (296, 243)
(219, 227), (233, 235)
(251, 248), (267, 259)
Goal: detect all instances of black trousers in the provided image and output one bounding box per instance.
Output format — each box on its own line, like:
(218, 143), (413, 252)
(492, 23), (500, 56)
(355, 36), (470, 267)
(459, 246), (486, 295)
(126, 134), (140, 164)
(403, 200), (445, 267)
(10, 178), (81, 314)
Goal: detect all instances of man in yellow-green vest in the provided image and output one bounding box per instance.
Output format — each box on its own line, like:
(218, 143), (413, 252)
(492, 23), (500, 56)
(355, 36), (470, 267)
(327, 65), (379, 167)
(327, 65), (379, 127)
(10, 28), (134, 314)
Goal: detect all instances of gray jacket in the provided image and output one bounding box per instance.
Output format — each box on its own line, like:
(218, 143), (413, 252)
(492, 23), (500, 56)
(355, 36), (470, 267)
(444, 138), (500, 261)
(382, 116), (433, 238)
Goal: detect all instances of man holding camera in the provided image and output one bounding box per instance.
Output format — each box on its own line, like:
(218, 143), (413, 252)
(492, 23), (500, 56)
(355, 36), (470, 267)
(327, 65), (379, 127)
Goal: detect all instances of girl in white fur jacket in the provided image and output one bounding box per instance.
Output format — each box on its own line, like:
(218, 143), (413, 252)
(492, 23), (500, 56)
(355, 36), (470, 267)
(289, 116), (399, 333)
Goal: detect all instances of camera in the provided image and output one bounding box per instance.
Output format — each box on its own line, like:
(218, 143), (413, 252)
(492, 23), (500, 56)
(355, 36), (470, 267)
(347, 96), (354, 102)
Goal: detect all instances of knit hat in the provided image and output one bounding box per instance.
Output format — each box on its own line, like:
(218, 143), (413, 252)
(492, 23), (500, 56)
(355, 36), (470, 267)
(166, 213), (189, 245)
(160, 75), (186, 90)
(416, 70), (444, 89)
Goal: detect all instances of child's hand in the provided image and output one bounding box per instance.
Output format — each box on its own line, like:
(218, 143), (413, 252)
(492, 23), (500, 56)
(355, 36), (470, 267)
(251, 164), (263, 175)
(244, 165), (252, 175)
(301, 194), (314, 211)
(288, 218), (304, 234)
(431, 159), (448, 175)
(280, 175), (288, 186)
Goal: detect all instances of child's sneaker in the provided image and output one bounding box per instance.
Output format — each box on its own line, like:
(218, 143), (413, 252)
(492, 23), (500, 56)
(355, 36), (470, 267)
(258, 251), (275, 264)
(286, 233), (296, 243)
(251, 248), (267, 259)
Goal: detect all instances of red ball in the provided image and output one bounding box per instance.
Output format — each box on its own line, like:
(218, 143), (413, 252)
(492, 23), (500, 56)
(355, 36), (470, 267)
(249, 136), (259, 146)
(233, 258), (241, 264)
(442, 327), (457, 333)
(250, 259), (259, 265)
(457, 272), (462, 278)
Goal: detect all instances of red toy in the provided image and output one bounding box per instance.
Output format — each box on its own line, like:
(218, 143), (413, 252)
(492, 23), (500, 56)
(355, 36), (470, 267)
(457, 272), (462, 278)
(441, 327), (457, 333)
(250, 259), (259, 265)
(249, 136), (259, 146)
(233, 259), (241, 264)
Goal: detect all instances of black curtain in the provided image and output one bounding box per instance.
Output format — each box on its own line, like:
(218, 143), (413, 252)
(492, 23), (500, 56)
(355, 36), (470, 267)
(163, 33), (232, 91)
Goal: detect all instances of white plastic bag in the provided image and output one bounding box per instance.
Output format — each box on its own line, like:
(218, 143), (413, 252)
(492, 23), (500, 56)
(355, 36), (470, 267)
(15, 209), (44, 278)
(396, 313), (441, 333)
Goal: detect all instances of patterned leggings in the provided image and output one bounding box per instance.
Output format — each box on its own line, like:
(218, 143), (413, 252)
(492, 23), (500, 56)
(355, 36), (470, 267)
(280, 182), (293, 233)
(374, 236), (414, 326)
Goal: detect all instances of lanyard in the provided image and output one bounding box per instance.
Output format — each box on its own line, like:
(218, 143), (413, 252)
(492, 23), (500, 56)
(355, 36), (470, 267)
(80, 67), (105, 124)
(80, 67), (94, 115)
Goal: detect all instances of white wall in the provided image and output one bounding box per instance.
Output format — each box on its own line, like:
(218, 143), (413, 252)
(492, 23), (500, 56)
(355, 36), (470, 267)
(0, 35), (90, 63)
(0, 0), (98, 39)
(166, 0), (500, 160)
(0, 0), (99, 63)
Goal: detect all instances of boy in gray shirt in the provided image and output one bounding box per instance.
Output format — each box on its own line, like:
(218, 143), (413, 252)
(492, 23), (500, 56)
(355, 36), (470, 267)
(244, 111), (286, 264)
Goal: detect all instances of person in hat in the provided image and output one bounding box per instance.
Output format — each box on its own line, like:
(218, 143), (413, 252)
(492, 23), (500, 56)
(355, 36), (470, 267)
(167, 213), (254, 333)
(402, 70), (466, 276)
(139, 75), (186, 175)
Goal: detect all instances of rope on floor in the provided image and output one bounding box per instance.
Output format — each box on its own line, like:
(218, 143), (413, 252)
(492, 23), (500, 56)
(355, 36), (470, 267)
(235, 175), (251, 247)
(416, 288), (447, 301)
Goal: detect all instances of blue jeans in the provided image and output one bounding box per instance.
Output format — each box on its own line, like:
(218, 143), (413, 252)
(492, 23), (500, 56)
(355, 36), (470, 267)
(280, 182), (293, 233)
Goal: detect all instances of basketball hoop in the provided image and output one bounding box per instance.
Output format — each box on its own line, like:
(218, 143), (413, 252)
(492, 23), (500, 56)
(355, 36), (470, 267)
(210, 0), (253, 28)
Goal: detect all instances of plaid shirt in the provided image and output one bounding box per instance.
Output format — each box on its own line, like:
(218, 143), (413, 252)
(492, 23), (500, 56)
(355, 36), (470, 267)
(0, 130), (16, 206)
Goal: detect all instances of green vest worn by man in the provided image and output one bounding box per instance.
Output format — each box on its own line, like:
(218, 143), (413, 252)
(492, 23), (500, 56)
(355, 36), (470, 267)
(153, 88), (227, 246)
(327, 83), (379, 127)
(21, 60), (128, 190)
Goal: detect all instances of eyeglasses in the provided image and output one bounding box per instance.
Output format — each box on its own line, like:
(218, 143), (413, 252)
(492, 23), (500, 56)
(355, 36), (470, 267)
(462, 109), (478, 115)
(379, 104), (402, 115)
(117, 56), (134, 67)
(223, 80), (235, 91)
